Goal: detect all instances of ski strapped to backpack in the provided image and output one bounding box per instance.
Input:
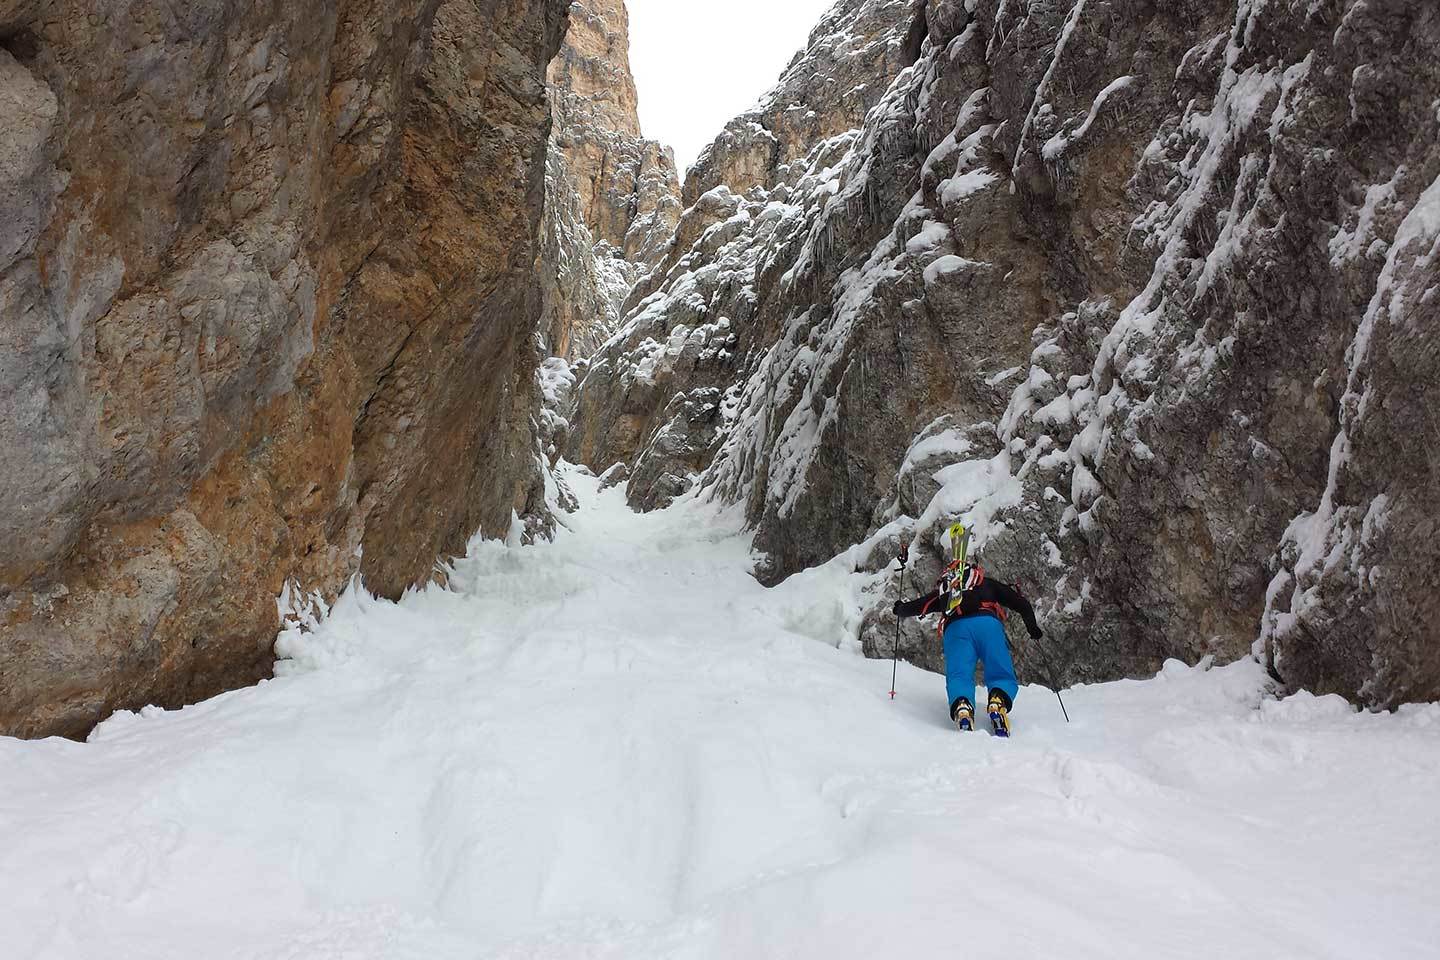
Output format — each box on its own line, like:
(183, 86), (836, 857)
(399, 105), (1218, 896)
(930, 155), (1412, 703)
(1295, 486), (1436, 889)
(947, 522), (971, 567)
(918, 523), (1008, 638)
(943, 562), (1007, 622)
(918, 522), (970, 618)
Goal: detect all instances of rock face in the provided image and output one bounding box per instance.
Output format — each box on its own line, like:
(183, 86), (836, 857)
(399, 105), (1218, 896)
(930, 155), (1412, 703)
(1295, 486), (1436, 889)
(571, 0), (1440, 707)
(680, 0), (923, 206)
(0, 0), (571, 738)
(540, 0), (681, 359)
(570, 0), (920, 482)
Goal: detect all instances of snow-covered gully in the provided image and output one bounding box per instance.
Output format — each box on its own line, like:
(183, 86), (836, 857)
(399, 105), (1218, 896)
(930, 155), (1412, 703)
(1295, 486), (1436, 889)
(3, 468), (1438, 959)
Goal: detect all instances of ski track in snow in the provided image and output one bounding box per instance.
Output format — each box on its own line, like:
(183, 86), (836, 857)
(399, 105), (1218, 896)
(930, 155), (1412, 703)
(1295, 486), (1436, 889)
(3, 467), (1439, 959)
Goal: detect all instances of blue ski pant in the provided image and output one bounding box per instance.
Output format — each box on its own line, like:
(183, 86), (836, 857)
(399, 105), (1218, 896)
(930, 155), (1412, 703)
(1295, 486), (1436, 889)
(943, 616), (1018, 709)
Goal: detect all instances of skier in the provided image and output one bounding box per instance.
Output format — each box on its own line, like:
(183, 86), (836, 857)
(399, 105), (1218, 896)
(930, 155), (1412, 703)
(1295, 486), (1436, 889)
(892, 524), (1044, 736)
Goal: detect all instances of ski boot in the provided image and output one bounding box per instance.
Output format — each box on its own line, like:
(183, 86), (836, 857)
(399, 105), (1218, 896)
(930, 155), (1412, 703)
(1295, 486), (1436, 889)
(950, 697), (974, 732)
(987, 691), (1012, 738)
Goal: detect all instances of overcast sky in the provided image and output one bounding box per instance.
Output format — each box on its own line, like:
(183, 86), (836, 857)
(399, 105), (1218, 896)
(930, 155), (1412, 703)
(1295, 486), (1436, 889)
(625, 0), (838, 175)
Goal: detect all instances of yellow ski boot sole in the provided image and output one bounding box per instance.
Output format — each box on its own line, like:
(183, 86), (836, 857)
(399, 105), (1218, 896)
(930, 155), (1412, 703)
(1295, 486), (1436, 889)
(988, 700), (1011, 738)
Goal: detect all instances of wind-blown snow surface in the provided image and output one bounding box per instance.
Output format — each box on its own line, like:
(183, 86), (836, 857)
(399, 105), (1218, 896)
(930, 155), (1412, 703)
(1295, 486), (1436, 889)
(3, 468), (1439, 959)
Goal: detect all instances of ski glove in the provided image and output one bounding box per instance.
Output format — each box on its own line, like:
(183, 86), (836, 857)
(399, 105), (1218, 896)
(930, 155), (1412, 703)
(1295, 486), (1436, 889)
(892, 600), (905, 616)
(1029, 627), (1044, 640)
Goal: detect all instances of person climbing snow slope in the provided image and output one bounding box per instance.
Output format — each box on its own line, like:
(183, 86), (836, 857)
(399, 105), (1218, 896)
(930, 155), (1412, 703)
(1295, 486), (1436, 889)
(893, 524), (1044, 736)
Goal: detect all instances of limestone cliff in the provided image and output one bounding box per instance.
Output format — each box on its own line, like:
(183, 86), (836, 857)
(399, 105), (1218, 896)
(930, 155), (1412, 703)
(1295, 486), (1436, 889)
(571, 0), (919, 489)
(540, 0), (680, 360)
(570, 0), (1440, 707)
(0, 0), (571, 738)
(680, 0), (922, 206)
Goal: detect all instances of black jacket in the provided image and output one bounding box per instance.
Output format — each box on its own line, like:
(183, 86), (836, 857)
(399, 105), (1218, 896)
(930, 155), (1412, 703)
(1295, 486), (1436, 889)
(895, 573), (1043, 639)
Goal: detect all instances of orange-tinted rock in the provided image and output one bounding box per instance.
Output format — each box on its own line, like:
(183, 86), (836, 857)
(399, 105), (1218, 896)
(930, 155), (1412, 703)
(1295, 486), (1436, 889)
(541, 0), (681, 360)
(0, 0), (571, 738)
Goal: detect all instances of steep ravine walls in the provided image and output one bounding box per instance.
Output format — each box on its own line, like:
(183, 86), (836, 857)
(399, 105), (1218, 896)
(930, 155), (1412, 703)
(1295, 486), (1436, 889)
(3, 0), (1432, 740)
(571, 0), (1440, 707)
(0, 0), (571, 738)
(569, 0), (921, 503)
(540, 0), (681, 360)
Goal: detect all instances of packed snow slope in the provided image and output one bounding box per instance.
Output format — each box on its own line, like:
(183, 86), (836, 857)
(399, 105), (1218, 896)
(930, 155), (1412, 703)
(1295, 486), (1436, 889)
(3, 467), (1439, 959)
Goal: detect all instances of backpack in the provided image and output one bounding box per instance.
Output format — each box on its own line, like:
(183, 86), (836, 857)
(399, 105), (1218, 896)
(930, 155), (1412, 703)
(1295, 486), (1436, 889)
(935, 562), (1008, 636)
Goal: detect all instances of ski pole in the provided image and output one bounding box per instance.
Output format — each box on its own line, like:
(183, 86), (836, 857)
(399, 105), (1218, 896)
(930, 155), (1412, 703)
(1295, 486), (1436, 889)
(1032, 635), (1071, 723)
(890, 541), (909, 699)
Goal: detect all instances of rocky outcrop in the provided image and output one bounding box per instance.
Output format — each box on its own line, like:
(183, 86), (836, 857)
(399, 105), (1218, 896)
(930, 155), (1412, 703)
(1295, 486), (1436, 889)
(570, 0), (919, 478)
(571, 0), (1440, 707)
(0, 0), (571, 738)
(540, 0), (681, 359)
(548, 0), (679, 263)
(681, 0), (922, 206)
(539, 145), (637, 361)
